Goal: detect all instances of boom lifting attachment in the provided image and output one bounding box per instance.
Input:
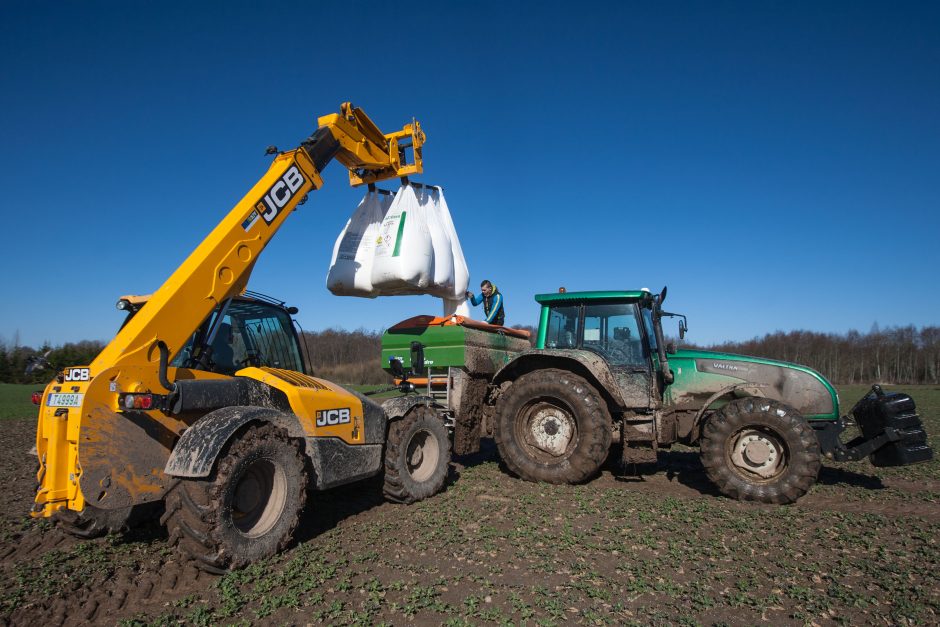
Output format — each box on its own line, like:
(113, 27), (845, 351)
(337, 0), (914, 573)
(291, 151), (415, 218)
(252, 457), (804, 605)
(33, 104), (426, 520)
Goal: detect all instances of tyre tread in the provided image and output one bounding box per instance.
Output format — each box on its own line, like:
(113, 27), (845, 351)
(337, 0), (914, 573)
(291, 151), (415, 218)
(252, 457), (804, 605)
(700, 397), (821, 504)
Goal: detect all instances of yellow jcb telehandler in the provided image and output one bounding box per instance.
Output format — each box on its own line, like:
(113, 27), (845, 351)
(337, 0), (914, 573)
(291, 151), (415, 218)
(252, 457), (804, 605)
(31, 104), (449, 572)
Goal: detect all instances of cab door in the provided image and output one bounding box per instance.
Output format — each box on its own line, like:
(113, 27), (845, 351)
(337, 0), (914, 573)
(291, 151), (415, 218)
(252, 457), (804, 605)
(581, 302), (654, 410)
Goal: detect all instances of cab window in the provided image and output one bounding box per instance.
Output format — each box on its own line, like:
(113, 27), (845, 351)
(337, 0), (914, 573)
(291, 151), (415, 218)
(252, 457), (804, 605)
(173, 300), (304, 374)
(545, 305), (580, 349)
(582, 302), (646, 367)
(641, 306), (657, 352)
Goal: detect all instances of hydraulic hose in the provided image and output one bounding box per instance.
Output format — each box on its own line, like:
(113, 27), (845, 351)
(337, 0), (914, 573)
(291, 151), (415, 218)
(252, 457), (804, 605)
(156, 340), (177, 393)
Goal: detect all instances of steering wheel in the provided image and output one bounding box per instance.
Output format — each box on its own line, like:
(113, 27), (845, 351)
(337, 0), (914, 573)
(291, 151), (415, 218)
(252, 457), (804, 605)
(238, 351), (265, 368)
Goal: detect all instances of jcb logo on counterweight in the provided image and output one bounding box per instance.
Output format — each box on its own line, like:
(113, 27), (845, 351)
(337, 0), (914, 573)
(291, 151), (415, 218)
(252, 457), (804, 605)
(256, 165), (306, 225)
(64, 368), (90, 381)
(316, 408), (351, 427)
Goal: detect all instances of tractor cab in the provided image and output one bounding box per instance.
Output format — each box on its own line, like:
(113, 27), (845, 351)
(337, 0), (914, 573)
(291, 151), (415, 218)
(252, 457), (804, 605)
(536, 287), (688, 387)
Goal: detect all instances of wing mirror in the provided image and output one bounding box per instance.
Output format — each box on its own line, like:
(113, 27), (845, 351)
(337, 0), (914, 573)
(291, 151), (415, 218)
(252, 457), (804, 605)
(388, 357), (405, 379)
(25, 350), (54, 376)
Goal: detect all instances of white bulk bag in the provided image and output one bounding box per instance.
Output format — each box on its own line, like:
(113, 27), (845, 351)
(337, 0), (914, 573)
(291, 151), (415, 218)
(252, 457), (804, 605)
(435, 190), (470, 300)
(371, 185), (433, 294)
(326, 190), (394, 297)
(420, 187), (456, 298)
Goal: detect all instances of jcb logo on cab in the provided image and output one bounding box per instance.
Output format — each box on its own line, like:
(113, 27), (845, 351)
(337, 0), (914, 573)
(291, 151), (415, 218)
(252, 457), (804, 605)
(256, 165), (306, 225)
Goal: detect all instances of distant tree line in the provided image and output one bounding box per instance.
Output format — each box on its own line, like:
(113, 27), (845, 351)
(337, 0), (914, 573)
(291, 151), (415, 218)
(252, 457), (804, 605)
(298, 328), (387, 384)
(0, 338), (105, 385)
(4, 324), (936, 386)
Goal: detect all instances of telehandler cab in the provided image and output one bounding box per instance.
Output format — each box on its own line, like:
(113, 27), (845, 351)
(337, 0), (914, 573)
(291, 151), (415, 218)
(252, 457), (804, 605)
(382, 287), (933, 504)
(32, 104), (451, 572)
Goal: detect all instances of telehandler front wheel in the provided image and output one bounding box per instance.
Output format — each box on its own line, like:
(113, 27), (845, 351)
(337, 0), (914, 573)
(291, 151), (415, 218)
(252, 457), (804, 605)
(700, 397), (821, 504)
(383, 406), (451, 504)
(494, 369), (612, 484)
(161, 422), (307, 573)
(55, 505), (132, 538)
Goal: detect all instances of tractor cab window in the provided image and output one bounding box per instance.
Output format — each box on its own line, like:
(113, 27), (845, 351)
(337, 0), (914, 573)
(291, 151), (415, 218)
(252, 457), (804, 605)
(545, 306), (580, 349)
(173, 300), (304, 375)
(582, 302), (646, 367)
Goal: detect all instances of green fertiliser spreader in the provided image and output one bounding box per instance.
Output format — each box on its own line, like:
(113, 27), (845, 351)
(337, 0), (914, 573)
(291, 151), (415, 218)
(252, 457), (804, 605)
(381, 288), (933, 504)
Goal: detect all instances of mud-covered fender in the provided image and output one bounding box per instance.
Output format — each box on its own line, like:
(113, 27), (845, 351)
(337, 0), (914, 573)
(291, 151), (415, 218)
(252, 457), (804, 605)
(381, 395), (442, 421)
(689, 383), (769, 439)
(492, 350), (630, 410)
(164, 406), (306, 478)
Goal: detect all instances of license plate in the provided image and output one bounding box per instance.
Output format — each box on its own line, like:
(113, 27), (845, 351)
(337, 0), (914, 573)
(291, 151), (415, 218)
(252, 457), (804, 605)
(46, 393), (83, 407)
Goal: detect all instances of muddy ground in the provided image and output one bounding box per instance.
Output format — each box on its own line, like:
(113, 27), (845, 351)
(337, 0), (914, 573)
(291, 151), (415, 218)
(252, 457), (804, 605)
(1, 386), (938, 626)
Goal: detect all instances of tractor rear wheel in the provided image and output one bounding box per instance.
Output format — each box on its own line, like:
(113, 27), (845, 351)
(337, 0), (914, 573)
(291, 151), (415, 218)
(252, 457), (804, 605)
(161, 422), (307, 572)
(495, 369), (611, 484)
(700, 397), (821, 504)
(383, 406), (451, 504)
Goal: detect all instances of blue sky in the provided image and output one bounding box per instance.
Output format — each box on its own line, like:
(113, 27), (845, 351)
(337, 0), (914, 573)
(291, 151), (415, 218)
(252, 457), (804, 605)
(2, 1), (938, 348)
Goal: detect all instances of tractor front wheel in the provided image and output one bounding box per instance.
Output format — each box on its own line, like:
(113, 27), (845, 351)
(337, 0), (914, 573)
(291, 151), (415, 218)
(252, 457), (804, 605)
(495, 369), (611, 484)
(161, 422), (307, 572)
(700, 397), (821, 504)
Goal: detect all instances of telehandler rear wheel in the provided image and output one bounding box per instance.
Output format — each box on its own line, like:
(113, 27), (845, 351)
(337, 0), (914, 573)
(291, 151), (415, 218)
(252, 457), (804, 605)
(700, 397), (821, 504)
(161, 422), (307, 572)
(495, 369), (611, 484)
(383, 406), (451, 504)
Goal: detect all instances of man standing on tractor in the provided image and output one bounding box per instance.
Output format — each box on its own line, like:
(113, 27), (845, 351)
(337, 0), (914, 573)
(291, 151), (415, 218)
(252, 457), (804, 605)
(466, 279), (505, 326)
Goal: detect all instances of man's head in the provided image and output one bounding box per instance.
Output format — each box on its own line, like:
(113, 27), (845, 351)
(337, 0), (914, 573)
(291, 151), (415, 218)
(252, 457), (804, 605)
(480, 280), (493, 296)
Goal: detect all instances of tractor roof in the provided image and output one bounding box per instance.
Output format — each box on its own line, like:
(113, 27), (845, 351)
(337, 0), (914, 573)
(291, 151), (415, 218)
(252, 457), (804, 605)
(534, 290), (651, 305)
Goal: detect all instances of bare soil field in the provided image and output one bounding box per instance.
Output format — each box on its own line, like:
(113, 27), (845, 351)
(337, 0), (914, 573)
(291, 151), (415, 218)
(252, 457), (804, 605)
(1, 385), (938, 626)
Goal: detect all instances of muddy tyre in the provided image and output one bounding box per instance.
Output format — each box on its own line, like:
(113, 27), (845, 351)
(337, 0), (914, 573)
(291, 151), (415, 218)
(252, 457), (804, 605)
(495, 369), (611, 484)
(700, 397), (821, 504)
(383, 406), (450, 504)
(55, 505), (132, 538)
(161, 422), (307, 572)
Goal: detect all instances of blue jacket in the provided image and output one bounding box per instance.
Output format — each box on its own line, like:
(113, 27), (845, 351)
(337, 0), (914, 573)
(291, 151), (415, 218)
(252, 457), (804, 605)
(470, 287), (505, 325)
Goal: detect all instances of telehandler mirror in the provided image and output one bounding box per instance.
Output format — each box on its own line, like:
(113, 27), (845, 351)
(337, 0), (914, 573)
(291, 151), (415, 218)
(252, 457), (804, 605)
(679, 319), (687, 340)
(24, 350), (53, 376)
(389, 357), (405, 379)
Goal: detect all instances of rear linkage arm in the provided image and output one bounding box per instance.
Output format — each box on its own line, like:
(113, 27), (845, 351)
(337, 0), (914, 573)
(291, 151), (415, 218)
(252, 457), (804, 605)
(816, 419), (904, 462)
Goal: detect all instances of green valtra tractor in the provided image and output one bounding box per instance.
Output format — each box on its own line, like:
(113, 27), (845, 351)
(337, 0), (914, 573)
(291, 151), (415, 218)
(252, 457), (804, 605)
(381, 290), (932, 504)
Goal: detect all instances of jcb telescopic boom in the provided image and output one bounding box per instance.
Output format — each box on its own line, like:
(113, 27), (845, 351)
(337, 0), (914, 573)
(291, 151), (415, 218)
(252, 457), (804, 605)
(34, 104), (427, 530)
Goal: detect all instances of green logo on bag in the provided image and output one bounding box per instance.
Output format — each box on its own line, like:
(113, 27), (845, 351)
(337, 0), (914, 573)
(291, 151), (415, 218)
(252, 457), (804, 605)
(392, 211), (407, 257)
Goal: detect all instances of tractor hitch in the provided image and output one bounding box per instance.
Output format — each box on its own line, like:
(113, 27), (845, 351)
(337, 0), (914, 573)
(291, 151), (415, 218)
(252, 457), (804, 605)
(816, 385), (933, 466)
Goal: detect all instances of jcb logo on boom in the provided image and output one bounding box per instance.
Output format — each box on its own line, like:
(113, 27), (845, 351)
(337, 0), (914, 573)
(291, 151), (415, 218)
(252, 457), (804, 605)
(256, 165), (306, 225)
(64, 368), (90, 382)
(316, 408), (351, 427)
